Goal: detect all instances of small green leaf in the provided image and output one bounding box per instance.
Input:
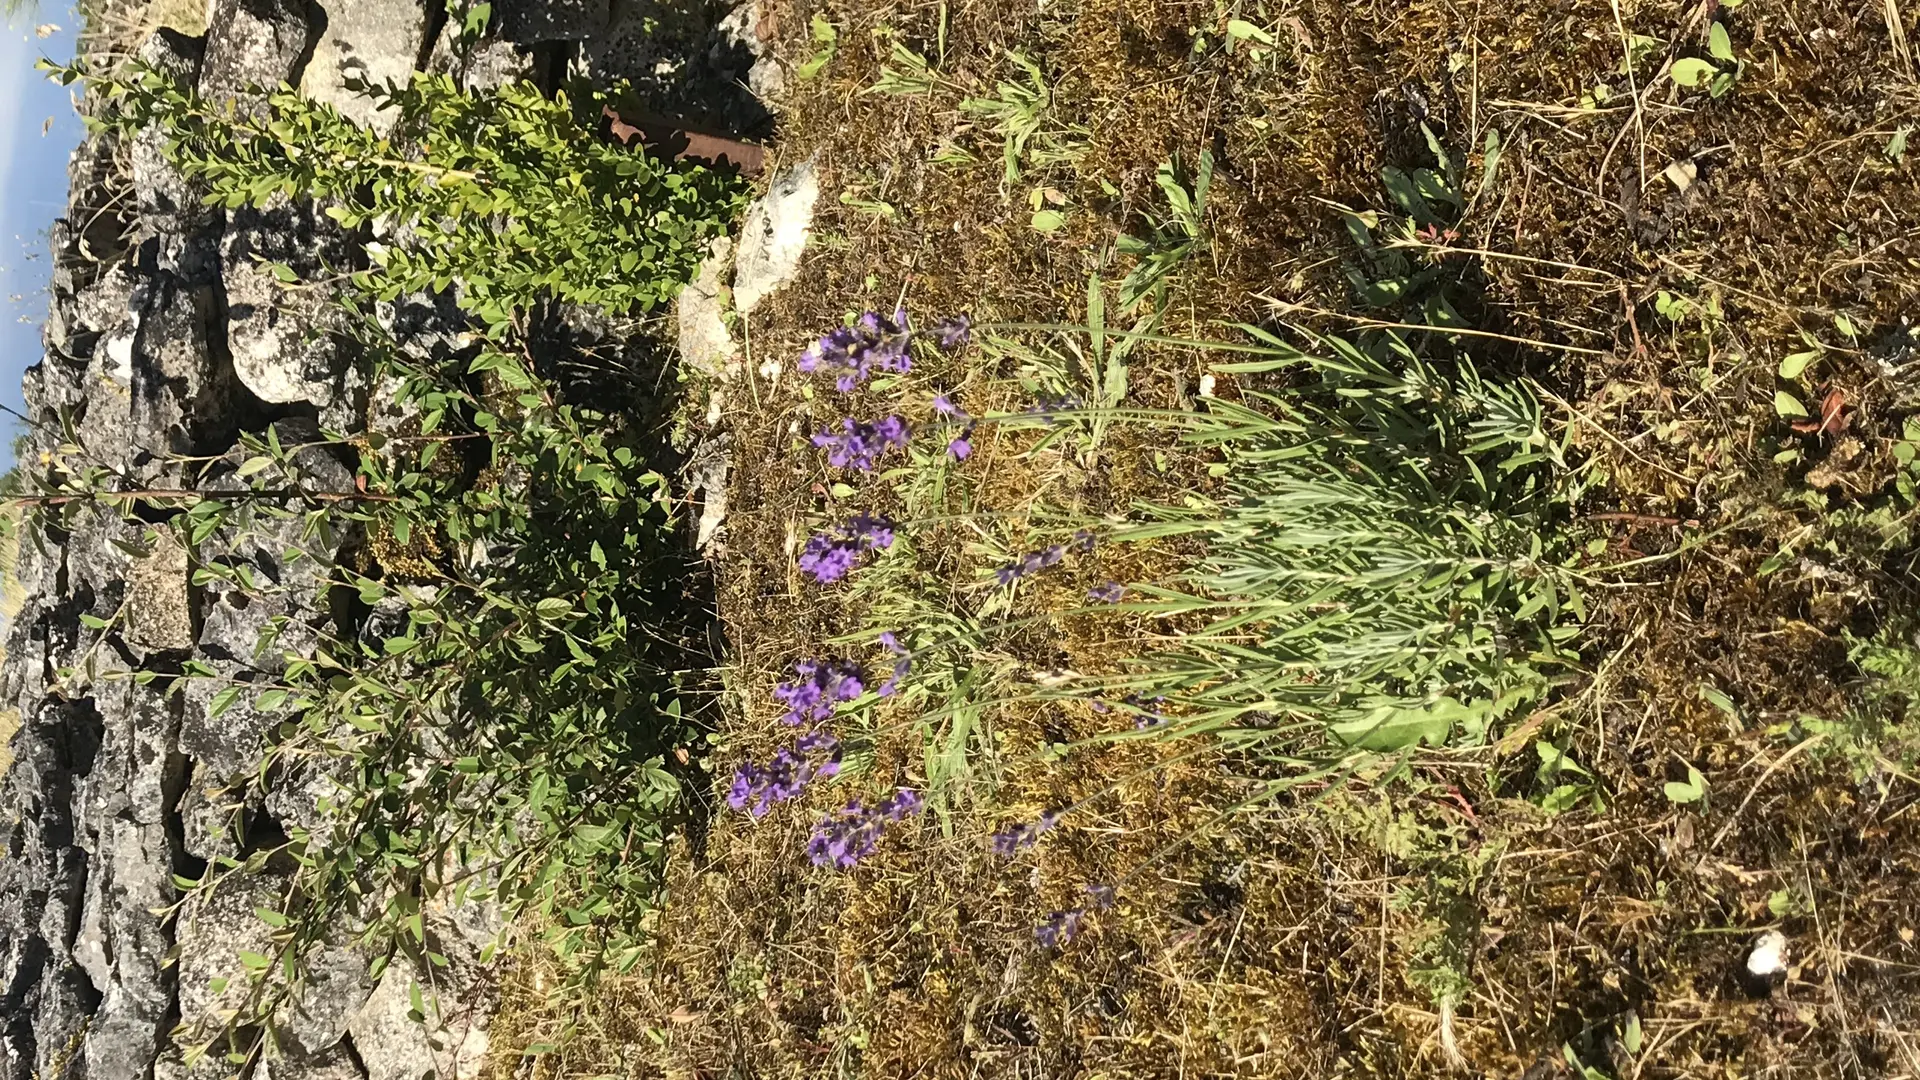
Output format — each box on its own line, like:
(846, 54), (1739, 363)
(1708, 22), (1734, 61)
(828, 482), (856, 498)
(1478, 128), (1504, 196)
(1225, 18), (1275, 44)
(1698, 684), (1741, 721)
(1670, 57), (1719, 87)
(237, 951), (272, 971)
(534, 597), (572, 619)
(1664, 764), (1707, 804)
(1622, 1012), (1643, 1055)
(1030, 209), (1067, 233)
(253, 907), (289, 928)
(208, 686), (242, 720)
(236, 455), (275, 478)
(1777, 350), (1820, 379)
(1773, 390), (1809, 418)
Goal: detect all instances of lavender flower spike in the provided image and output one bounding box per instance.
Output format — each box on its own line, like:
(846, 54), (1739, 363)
(799, 515), (898, 585)
(774, 659), (867, 726)
(995, 545), (1066, 587)
(932, 314), (972, 351)
(798, 311), (914, 392)
(1089, 582), (1125, 604)
(812, 415), (910, 472)
(932, 394), (977, 460)
(990, 811), (1062, 856)
(806, 788), (927, 869)
(1035, 908), (1087, 949)
(726, 731), (844, 817)
(876, 632), (912, 698)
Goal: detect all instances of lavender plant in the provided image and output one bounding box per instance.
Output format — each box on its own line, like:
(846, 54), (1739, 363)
(749, 294), (1584, 948)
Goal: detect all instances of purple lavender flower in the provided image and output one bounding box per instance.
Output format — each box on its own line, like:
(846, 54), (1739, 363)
(812, 415), (911, 472)
(799, 515), (898, 584)
(1035, 908), (1086, 949)
(876, 632), (912, 698)
(798, 310), (914, 392)
(1070, 529), (1097, 554)
(1085, 883), (1117, 910)
(799, 535), (861, 583)
(727, 731), (844, 817)
(990, 811), (1062, 856)
(1027, 393), (1084, 425)
(774, 659), (867, 726)
(932, 394), (977, 461)
(932, 314), (972, 351)
(806, 788), (927, 869)
(994, 545), (1066, 587)
(1127, 693), (1169, 729)
(1089, 582), (1124, 604)
(883, 788), (924, 819)
(850, 514), (895, 548)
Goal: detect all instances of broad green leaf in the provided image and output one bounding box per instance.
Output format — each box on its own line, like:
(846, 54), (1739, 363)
(1663, 764), (1707, 804)
(1329, 700), (1461, 749)
(208, 686), (242, 720)
(1534, 740), (1591, 779)
(1773, 390), (1808, 418)
(1226, 19), (1275, 44)
(1030, 209), (1067, 233)
(1777, 350), (1820, 379)
(1478, 128), (1504, 196)
(1670, 58), (1718, 87)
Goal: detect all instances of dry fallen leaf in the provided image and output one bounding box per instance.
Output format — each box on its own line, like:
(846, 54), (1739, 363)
(1790, 387), (1850, 437)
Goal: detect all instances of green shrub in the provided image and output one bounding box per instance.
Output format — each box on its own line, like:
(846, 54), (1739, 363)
(60, 62), (747, 327)
(181, 323), (703, 1039)
(17, 63), (749, 1066)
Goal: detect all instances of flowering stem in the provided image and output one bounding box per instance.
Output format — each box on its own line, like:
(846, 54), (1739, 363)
(975, 322), (1312, 357)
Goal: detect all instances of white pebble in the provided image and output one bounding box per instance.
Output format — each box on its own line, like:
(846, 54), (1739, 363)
(1747, 930), (1788, 977)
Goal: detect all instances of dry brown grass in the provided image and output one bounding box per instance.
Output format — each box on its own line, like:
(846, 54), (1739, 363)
(489, 0), (1920, 1075)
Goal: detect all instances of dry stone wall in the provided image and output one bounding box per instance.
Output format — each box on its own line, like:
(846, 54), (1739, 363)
(0, 2), (784, 1078)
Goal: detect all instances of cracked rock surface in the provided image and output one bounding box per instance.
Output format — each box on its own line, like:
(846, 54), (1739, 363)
(1, 2), (785, 1076)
